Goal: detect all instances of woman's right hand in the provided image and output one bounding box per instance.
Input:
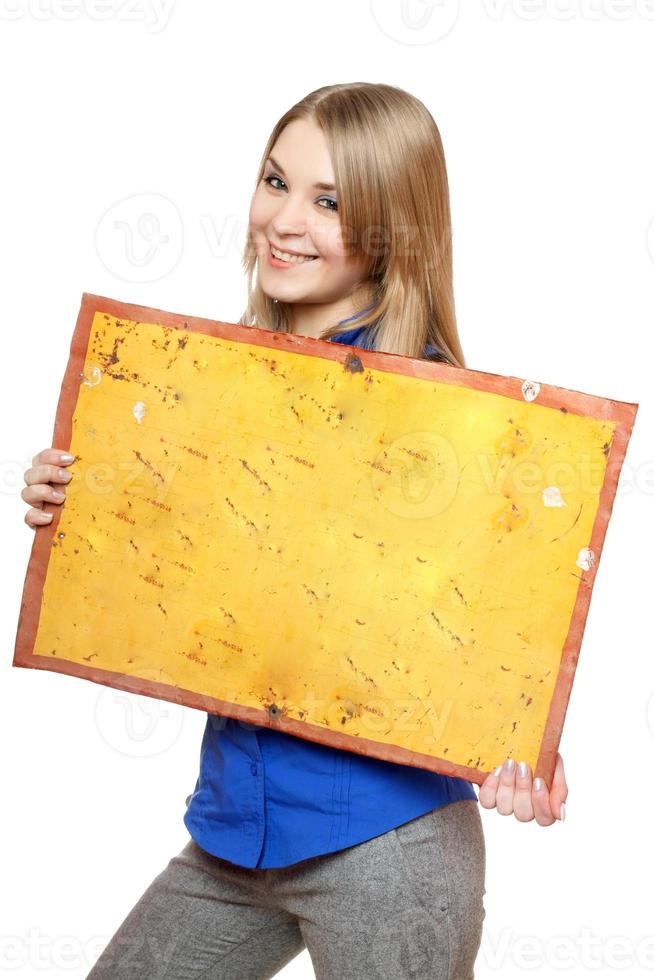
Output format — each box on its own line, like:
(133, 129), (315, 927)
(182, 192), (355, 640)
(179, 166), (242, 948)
(22, 447), (75, 529)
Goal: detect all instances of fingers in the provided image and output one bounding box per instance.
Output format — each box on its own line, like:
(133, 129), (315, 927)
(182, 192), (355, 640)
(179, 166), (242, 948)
(495, 758), (518, 816)
(478, 757), (518, 814)
(532, 753), (567, 823)
(23, 448), (75, 531)
(478, 758), (547, 824)
(30, 447), (75, 468)
(23, 462), (74, 488)
(512, 760), (535, 822)
(548, 751), (568, 821)
(25, 507), (54, 528)
(480, 755), (567, 827)
(478, 765), (501, 810)
(21, 483), (67, 507)
(532, 774), (556, 826)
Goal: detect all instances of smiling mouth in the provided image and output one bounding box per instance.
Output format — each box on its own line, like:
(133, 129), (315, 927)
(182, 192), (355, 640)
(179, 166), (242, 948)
(269, 243), (319, 264)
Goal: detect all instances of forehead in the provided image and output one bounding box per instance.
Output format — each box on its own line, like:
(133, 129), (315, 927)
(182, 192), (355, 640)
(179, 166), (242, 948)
(269, 118), (335, 183)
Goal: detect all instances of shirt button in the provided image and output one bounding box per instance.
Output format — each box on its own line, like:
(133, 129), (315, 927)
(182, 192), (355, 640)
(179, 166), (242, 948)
(250, 763), (258, 776)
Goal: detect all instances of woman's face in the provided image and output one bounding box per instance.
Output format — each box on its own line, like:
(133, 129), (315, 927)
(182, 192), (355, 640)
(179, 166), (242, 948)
(248, 117), (369, 308)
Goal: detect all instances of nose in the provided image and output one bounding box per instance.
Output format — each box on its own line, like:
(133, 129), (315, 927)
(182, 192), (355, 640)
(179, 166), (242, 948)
(270, 191), (308, 237)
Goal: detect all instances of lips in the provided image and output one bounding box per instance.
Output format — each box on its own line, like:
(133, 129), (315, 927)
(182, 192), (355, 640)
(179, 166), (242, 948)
(269, 242), (318, 261)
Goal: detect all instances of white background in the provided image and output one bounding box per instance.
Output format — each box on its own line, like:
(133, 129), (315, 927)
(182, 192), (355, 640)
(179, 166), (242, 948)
(2, 1), (653, 977)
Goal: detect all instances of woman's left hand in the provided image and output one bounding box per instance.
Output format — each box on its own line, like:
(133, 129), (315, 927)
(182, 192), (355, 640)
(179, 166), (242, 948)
(478, 751), (568, 825)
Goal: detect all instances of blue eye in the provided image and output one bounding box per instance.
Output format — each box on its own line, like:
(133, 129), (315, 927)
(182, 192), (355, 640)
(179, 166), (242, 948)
(264, 174), (285, 191)
(263, 174), (338, 213)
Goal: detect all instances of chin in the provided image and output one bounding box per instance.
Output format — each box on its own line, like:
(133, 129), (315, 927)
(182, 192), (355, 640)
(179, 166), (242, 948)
(261, 284), (308, 304)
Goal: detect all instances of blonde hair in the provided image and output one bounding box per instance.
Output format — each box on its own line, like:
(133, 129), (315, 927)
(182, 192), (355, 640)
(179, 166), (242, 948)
(239, 82), (466, 368)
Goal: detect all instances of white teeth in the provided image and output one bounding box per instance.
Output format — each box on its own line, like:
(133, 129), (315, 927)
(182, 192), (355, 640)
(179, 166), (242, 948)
(271, 245), (317, 264)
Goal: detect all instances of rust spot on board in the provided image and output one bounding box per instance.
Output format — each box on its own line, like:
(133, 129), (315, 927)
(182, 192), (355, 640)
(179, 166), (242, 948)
(289, 455), (315, 468)
(496, 423), (531, 458)
(145, 497), (172, 512)
(452, 584), (468, 605)
(180, 649), (207, 667)
(104, 335), (125, 366)
(492, 496), (529, 534)
(240, 458), (273, 490)
(133, 449), (166, 484)
(111, 510), (137, 526)
(224, 496), (258, 531)
(343, 352), (364, 373)
(181, 445), (208, 460)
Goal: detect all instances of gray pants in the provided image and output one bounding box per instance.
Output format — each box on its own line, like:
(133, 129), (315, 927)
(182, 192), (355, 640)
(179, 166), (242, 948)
(87, 799), (486, 979)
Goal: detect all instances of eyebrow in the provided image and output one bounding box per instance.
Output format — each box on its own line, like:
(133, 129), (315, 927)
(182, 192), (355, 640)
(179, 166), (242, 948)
(266, 155), (336, 192)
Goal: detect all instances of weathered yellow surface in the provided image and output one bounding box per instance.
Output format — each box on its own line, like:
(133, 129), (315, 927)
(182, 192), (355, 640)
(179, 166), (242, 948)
(34, 311), (615, 771)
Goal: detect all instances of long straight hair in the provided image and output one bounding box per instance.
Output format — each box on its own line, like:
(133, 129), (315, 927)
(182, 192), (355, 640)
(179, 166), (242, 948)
(239, 82), (466, 368)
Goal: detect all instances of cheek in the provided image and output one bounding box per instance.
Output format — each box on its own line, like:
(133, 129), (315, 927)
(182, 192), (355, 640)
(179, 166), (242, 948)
(317, 226), (365, 278)
(248, 189), (273, 233)
(316, 254), (363, 294)
(311, 219), (352, 263)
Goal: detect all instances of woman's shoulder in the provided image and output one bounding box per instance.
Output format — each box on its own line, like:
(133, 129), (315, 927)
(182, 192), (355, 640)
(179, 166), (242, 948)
(327, 325), (372, 348)
(423, 342), (450, 363)
(328, 326), (450, 363)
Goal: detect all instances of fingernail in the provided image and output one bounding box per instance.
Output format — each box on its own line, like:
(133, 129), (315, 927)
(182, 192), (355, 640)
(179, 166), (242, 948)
(60, 453), (75, 463)
(52, 490), (65, 501)
(39, 512), (53, 521)
(493, 765), (502, 777)
(518, 761), (528, 779)
(560, 803), (566, 822)
(534, 777), (543, 791)
(504, 758), (515, 773)
(58, 469), (72, 481)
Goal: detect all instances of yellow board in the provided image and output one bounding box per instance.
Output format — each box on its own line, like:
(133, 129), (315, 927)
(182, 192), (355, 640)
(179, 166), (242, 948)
(13, 294), (638, 786)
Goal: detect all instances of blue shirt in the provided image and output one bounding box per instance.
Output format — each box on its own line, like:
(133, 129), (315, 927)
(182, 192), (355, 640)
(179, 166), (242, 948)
(183, 311), (477, 869)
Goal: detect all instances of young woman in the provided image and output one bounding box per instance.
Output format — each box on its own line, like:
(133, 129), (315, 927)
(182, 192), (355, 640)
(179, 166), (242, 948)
(22, 82), (568, 980)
